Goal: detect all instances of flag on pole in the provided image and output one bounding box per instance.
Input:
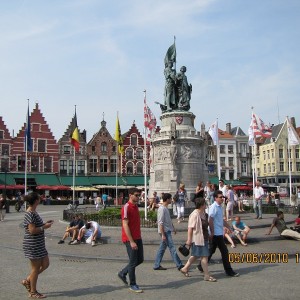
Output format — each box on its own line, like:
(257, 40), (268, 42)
(70, 109), (80, 152)
(208, 121), (218, 145)
(115, 115), (124, 154)
(25, 104), (33, 152)
(251, 113), (272, 138)
(144, 97), (157, 141)
(287, 117), (300, 146)
(248, 117), (255, 146)
(144, 101), (156, 130)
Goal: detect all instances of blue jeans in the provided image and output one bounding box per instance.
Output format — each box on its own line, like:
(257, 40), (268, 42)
(120, 239), (144, 286)
(154, 231), (182, 269)
(253, 199), (262, 218)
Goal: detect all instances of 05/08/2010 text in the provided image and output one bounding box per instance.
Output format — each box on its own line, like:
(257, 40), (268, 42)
(228, 252), (290, 264)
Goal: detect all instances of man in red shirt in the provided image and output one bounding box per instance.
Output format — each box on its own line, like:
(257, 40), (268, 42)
(118, 188), (144, 293)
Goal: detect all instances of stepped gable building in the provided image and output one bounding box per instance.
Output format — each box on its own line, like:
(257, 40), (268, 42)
(0, 116), (13, 172)
(86, 118), (117, 176)
(122, 121), (149, 176)
(12, 103), (59, 174)
(258, 117), (300, 195)
(58, 115), (87, 176)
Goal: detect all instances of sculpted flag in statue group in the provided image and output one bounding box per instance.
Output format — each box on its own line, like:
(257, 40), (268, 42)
(163, 40), (191, 112)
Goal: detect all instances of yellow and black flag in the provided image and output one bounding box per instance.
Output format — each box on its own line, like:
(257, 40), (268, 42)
(115, 115), (124, 154)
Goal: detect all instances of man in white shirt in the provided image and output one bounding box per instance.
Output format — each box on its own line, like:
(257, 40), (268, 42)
(219, 179), (227, 217)
(253, 181), (264, 219)
(71, 221), (102, 246)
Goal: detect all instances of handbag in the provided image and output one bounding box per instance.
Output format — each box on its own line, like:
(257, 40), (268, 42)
(178, 244), (190, 257)
(173, 192), (179, 202)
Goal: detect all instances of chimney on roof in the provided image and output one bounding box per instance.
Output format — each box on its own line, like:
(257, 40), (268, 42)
(226, 123), (231, 134)
(290, 117), (296, 129)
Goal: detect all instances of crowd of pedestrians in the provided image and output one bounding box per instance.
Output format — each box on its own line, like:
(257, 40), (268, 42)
(18, 182), (299, 297)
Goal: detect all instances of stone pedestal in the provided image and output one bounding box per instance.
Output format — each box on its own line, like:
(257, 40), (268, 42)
(149, 111), (208, 198)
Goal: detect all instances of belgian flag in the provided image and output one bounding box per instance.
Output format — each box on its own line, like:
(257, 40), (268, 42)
(70, 109), (80, 152)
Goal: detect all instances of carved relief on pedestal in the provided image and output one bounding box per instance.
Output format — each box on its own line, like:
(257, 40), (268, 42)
(177, 144), (202, 160)
(155, 170), (164, 182)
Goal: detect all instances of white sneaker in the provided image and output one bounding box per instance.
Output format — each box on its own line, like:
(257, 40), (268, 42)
(71, 239), (80, 245)
(91, 240), (96, 247)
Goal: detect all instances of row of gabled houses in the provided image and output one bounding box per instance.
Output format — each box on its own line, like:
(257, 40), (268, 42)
(0, 102), (300, 196)
(0, 103), (151, 191)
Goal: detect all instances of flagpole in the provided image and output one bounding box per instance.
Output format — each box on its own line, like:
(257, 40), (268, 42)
(115, 112), (119, 206)
(70, 105), (80, 206)
(251, 109), (256, 203)
(116, 144), (118, 206)
(216, 119), (221, 180)
(24, 99), (30, 211)
(72, 149), (76, 205)
(287, 117), (293, 205)
(143, 90), (148, 220)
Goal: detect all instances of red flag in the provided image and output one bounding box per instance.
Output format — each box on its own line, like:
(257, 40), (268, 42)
(251, 113), (272, 138)
(144, 97), (157, 143)
(144, 99), (156, 130)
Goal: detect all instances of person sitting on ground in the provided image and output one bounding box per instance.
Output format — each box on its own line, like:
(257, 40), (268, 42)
(290, 212), (300, 233)
(148, 191), (160, 211)
(223, 227), (236, 248)
(71, 220), (102, 246)
(266, 211), (300, 241)
(232, 216), (250, 245)
(58, 214), (84, 244)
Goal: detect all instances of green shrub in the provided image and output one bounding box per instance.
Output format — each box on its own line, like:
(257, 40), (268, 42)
(98, 207), (121, 218)
(142, 210), (157, 222)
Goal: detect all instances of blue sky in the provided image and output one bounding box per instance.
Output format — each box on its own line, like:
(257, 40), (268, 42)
(1, 0), (299, 141)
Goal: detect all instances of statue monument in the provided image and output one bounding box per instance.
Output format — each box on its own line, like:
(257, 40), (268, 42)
(149, 41), (208, 199)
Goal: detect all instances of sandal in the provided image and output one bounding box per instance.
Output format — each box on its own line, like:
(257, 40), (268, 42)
(28, 291), (47, 298)
(180, 269), (191, 277)
(204, 275), (217, 282)
(21, 279), (31, 292)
